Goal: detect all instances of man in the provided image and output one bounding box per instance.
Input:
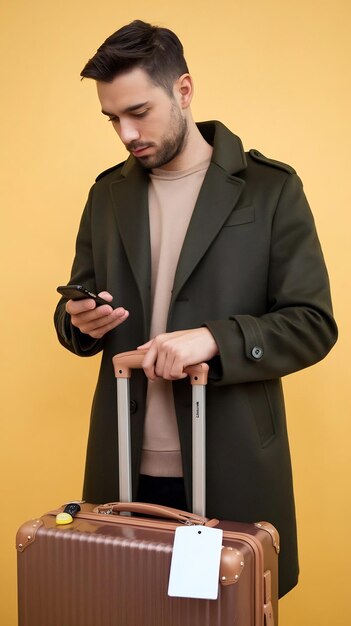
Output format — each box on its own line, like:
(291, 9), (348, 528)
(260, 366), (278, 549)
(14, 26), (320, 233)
(54, 20), (337, 597)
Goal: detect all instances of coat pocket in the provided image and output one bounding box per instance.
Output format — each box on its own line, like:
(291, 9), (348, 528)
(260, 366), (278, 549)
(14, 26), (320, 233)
(224, 205), (255, 227)
(247, 381), (276, 447)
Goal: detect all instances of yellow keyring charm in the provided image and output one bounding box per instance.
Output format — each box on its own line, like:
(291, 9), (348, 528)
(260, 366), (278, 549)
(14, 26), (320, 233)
(56, 512), (74, 525)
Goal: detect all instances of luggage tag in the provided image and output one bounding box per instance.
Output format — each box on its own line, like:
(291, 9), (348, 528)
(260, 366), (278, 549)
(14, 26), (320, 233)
(168, 525), (223, 599)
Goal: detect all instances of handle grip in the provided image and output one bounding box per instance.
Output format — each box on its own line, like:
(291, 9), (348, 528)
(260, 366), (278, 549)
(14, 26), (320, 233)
(113, 349), (209, 384)
(93, 501), (208, 525)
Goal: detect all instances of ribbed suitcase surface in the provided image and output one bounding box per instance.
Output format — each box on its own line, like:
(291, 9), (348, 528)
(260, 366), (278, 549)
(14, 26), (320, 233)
(17, 508), (278, 626)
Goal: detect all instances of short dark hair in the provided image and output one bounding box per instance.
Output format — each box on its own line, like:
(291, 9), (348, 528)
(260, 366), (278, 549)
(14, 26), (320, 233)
(80, 20), (189, 95)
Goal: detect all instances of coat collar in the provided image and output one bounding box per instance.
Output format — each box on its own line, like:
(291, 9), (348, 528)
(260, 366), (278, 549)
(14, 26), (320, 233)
(110, 121), (247, 331)
(197, 120), (247, 174)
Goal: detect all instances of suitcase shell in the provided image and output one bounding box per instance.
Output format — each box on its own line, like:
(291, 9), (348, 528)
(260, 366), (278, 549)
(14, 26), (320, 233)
(17, 504), (278, 626)
(17, 351), (279, 625)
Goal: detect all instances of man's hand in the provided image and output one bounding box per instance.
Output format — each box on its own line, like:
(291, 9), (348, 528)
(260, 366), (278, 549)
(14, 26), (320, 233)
(138, 328), (218, 381)
(66, 291), (129, 339)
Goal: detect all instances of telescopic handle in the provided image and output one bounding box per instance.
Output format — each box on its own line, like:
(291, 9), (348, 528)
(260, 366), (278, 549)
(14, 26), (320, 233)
(112, 349), (208, 516)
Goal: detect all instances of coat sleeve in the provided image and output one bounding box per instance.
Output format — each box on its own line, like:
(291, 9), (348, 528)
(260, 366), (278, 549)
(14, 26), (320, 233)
(205, 172), (338, 384)
(54, 186), (104, 357)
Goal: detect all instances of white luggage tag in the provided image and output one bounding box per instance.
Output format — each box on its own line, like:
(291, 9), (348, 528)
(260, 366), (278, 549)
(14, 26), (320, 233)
(168, 525), (223, 599)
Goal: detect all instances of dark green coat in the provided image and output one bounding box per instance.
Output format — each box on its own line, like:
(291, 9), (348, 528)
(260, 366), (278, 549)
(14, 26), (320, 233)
(54, 121), (337, 597)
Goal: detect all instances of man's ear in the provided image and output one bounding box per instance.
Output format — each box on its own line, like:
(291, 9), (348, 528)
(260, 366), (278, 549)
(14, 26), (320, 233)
(174, 73), (193, 109)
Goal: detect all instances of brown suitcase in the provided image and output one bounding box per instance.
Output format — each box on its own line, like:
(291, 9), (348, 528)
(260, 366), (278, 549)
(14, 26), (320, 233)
(17, 350), (279, 626)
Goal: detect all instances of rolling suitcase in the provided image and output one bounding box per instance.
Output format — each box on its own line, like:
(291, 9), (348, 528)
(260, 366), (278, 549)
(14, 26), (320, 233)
(17, 350), (279, 626)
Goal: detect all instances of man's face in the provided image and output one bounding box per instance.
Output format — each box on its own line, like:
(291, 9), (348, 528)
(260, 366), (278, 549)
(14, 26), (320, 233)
(97, 68), (188, 170)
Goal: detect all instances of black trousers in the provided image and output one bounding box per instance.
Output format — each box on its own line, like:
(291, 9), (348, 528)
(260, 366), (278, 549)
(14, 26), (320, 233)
(137, 474), (188, 511)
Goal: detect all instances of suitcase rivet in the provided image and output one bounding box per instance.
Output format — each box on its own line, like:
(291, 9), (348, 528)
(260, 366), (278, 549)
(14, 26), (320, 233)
(221, 576), (227, 581)
(235, 575), (239, 580)
(18, 543), (23, 548)
(27, 536), (32, 540)
(227, 547), (233, 551)
(257, 523), (262, 527)
(240, 561), (244, 567)
(236, 551), (240, 555)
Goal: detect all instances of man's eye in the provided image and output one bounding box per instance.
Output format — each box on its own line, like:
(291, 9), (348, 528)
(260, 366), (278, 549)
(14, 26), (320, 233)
(107, 116), (118, 123)
(133, 110), (148, 118)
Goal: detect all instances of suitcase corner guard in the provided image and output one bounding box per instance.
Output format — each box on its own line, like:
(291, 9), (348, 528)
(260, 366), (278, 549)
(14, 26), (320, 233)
(219, 545), (245, 585)
(255, 521), (280, 554)
(16, 518), (43, 552)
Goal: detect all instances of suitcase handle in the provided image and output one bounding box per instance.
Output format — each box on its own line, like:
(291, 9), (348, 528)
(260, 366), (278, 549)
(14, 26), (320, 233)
(93, 501), (209, 525)
(112, 349), (209, 384)
(112, 349), (208, 516)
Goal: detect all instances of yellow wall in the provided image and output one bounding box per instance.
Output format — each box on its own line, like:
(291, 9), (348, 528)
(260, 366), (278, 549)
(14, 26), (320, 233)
(1, 1), (350, 624)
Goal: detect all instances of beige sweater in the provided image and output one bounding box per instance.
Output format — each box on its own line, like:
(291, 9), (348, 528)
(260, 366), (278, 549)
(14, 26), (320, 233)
(140, 158), (211, 477)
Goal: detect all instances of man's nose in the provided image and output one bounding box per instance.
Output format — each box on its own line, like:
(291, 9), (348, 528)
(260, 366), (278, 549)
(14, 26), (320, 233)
(118, 120), (140, 145)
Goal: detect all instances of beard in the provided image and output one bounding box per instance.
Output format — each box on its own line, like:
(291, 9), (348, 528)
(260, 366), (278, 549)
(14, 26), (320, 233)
(127, 102), (189, 170)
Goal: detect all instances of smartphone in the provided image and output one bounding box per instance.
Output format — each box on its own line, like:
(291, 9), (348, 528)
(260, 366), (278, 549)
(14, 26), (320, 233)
(57, 285), (114, 308)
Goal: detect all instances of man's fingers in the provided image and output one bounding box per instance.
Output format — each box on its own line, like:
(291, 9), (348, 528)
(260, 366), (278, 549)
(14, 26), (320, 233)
(65, 297), (96, 315)
(69, 301), (129, 338)
(161, 347), (189, 380)
(142, 341), (158, 380)
(70, 303), (113, 329)
(66, 290), (114, 315)
(140, 328), (218, 381)
(98, 291), (113, 303)
(142, 336), (188, 381)
(88, 310), (129, 338)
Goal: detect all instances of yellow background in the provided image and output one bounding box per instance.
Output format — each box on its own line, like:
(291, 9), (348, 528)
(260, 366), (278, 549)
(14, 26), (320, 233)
(1, 1), (350, 624)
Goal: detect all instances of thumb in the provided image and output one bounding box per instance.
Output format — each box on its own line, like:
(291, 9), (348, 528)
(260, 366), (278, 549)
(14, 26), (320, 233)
(98, 291), (113, 302)
(137, 339), (153, 350)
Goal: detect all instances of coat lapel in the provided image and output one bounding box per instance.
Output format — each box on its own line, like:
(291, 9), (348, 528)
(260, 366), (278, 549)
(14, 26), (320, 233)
(110, 159), (151, 335)
(169, 122), (247, 311)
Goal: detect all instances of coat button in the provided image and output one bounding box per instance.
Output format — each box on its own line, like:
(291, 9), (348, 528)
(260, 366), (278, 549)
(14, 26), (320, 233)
(251, 346), (264, 359)
(130, 400), (137, 414)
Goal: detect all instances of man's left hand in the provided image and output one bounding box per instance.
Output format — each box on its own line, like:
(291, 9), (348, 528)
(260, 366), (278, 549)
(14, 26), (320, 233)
(137, 328), (219, 381)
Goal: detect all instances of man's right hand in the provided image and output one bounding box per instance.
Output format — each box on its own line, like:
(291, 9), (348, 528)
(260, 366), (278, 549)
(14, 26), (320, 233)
(66, 291), (129, 339)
